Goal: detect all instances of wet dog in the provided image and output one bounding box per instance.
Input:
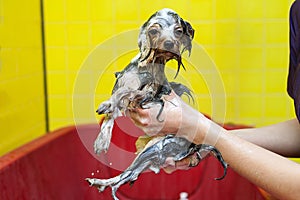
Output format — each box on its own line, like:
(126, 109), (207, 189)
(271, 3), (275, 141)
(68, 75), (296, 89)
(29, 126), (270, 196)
(94, 8), (194, 154)
(87, 135), (228, 200)
(88, 9), (228, 199)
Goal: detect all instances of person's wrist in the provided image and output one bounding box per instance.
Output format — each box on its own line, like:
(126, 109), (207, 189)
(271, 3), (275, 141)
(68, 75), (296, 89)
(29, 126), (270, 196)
(180, 111), (226, 145)
(175, 107), (205, 143)
(202, 117), (227, 146)
(191, 112), (210, 144)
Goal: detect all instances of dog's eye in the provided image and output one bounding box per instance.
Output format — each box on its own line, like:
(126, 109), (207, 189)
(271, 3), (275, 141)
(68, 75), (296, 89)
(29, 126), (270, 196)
(148, 29), (159, 35)
(174, 29), (183, 37)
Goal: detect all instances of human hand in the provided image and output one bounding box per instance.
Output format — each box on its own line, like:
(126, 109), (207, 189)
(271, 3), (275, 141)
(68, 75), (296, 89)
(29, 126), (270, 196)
(127, 91), (209, 144)
(127, 91), (182, 136)
(162, 153), (202, 173)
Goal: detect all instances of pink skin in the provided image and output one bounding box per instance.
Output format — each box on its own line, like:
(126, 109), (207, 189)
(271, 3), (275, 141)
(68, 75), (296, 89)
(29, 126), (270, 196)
(127, 91), (211, 172)
(128, 91), (208, 143)
(128, 92), (300, 199)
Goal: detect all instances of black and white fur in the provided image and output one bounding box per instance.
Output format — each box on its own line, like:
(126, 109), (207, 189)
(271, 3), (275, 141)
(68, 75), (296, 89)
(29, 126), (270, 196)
(94, 8), (194, 154)
(87, 135), (228, 200)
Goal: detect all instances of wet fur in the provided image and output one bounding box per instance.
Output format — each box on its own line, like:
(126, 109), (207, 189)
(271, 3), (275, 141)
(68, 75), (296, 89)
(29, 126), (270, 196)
(89, 9), (228, 200)
(94, 8), (194, 154)
(87, 135), (228, 200)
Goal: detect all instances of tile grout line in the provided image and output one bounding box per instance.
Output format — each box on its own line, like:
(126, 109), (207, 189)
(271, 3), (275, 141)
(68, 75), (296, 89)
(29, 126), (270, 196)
(40, 0), (49, 133)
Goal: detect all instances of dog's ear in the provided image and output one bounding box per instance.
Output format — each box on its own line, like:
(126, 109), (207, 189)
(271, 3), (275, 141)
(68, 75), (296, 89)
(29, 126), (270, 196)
(180, 19), (195, 56)
(138, 11), (162, 62)
(184, 21), (195, 39)
(138, 27), (151, 62)
(137, 11), (160, 62)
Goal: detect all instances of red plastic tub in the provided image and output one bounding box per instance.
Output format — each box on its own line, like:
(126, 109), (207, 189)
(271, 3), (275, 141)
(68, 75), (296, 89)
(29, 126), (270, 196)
(0, 117), (267, 200)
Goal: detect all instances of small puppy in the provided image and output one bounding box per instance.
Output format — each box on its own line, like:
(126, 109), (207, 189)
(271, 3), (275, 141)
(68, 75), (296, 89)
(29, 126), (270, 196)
(138, 8), (194, 76)
(94, 8), (194, 154)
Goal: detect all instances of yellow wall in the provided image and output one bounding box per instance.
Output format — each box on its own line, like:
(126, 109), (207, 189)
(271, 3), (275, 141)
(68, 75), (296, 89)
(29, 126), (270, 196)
(1, 0), (298, 156)
(0, 0), (46, 155)
(0, 0), (294, 166)
(44, 0), (296, 130)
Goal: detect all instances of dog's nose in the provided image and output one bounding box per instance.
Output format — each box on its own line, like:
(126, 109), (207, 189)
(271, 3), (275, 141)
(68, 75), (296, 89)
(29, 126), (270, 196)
(163, 40), (174, 50)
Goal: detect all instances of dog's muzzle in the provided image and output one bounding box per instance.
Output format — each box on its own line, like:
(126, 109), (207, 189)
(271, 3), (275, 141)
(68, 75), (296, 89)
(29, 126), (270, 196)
(164, 40), (174, 51)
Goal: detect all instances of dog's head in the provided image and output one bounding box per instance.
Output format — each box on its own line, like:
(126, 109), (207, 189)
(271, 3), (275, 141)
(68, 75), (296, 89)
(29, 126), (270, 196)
(138, 8), (194, 75)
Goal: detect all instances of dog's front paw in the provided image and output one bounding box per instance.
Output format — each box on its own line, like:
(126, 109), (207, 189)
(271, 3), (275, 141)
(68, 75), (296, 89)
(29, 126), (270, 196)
(96, 101), (114, 115)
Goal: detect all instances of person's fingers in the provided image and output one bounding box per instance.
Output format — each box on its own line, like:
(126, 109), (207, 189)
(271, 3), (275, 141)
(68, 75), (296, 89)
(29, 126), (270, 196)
(162, 157), (176, 174)
(126, 109), (147, 128)
(174, 157), (191, 170)
(133, 109), (152, 127)
(163, 166), (176, 174)
(125, 90), (184, 136)
(125, 109), (162, 135)
(162, 156), (192, 174)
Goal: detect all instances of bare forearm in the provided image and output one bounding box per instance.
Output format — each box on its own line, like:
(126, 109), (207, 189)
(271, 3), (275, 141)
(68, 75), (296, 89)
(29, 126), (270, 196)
(230, 119), (300, 157)
(201, 119), (300, 200)
(129, 95), (300, 199)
